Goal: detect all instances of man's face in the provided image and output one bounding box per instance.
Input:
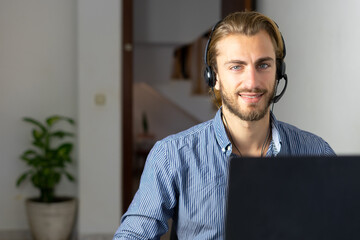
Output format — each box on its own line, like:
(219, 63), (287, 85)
(214, 30), (277, 121)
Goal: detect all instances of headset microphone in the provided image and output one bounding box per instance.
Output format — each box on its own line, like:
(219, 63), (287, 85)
(272, 73), (288, 103)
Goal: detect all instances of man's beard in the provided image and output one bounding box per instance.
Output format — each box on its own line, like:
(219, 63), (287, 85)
(220, 83), (276, 121)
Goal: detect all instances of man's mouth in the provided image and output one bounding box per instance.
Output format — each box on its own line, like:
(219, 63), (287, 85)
(238, 91), (266, 103)
(239, 93), (263, 98)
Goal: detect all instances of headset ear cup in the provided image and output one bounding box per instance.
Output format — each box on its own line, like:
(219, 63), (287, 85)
(204, 65), (216, 88)
(273, 59), (287, 103)
(276, 60), (286, 80)
(281, 61), (286, 79)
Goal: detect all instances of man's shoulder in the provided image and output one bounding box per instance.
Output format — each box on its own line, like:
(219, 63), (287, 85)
(276, 120), (317, 138)
(147, 119), (216, 168)
(160, 119), (214, 144)
(275, 120), (335, 155)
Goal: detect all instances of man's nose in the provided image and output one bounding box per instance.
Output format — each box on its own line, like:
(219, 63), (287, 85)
(242, 65), (257, 89)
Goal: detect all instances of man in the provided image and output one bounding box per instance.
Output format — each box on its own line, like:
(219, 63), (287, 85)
(113, 11), (335, 240)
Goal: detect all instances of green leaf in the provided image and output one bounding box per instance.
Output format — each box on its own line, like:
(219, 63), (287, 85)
(20, 150), (39, 163)
(64, 171), (75, 182)
(21, 151), (45, 168)
(16, 171), (31, 187)
(54, 172), (61, 184)
(46, 115), (62, 127)
(56, 143), (73, 157)
(62, 117), (75, 125)
(32, 139), (45, 149)
(32, 129), (45, 140)
(23, 117), (46, 132)
(31, 172), (41, 188)
(46, 115), (75, 127)
(65, 156), (73, 163)
(21, 149), (38, 157)
(142, 112), (149, 134)
(50, 131), (74, 139)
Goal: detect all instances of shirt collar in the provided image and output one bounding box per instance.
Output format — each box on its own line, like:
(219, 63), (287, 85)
(213, 108), (282, 156)
(213, 108), (232, 155)
(269, 112), (282, 156)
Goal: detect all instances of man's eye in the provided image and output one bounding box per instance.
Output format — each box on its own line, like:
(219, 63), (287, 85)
(258, 63), (270, 69)
(230, 65), (241, 70)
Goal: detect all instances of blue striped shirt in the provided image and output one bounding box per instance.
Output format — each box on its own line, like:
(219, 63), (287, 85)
(113, 109), (335, 240)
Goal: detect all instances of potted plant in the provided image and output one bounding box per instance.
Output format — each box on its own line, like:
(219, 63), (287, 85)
(16, 115), (77, 240)
(135, 112), (155, 172)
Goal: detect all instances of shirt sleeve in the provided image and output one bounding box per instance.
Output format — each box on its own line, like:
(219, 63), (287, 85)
(113, 140), (178, 240)
(322, 141), (336, 156)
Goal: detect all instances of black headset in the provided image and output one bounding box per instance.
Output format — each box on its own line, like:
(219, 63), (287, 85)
(203, 19), (288, 103)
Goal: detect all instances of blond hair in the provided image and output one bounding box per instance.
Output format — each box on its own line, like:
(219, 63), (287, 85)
(207, 11), (284, 73)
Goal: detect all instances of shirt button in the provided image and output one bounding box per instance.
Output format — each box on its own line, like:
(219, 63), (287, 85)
(222, 148), (226, 152)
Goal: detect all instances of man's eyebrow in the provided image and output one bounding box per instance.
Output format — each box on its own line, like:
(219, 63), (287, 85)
(255, 57), (275, 64)
(224, 57), (275, 66)
(224, 60), (247, 66)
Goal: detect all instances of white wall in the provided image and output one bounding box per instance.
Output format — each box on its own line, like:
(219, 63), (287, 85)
(257, 0), (360, 154)
(0, 0), (122, 238)
(0, 0), (77, 231)
(77, 0), (121, 238)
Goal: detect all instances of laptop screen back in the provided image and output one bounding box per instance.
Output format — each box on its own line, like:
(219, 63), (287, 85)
(225, 156), (360, 240)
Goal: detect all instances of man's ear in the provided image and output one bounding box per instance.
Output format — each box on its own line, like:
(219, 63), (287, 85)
(214, 73), (220, 90)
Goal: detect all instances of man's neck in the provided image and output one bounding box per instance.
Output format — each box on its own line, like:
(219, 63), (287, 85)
(221, 108), (271, 157)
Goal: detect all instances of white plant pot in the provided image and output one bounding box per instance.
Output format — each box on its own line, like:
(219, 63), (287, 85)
(26, 197), (77, 240)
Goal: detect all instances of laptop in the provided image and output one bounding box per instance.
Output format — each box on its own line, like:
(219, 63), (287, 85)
(225, 156), (360, 240)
